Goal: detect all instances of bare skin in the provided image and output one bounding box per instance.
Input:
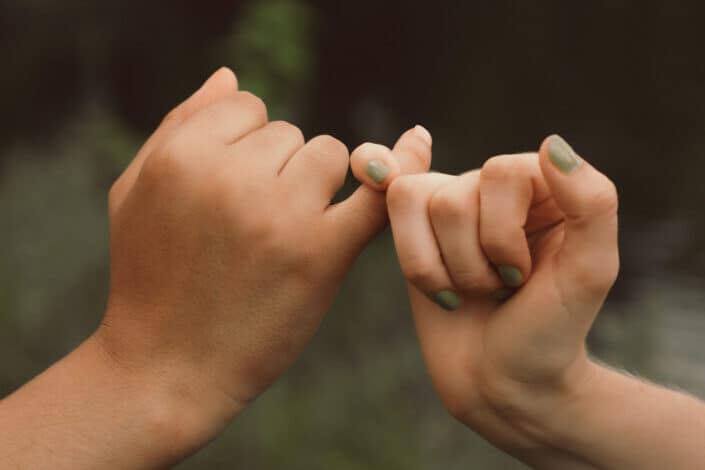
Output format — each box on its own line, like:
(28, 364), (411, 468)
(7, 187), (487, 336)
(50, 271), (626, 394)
(0, 67), (433, 469)
(352, 135), (705, 469)
(3, 65), (703, 469)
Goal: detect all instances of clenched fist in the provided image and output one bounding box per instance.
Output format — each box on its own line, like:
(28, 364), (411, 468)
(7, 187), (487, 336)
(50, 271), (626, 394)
(98, 68), (432, 461)
(353, 135), (620, 467)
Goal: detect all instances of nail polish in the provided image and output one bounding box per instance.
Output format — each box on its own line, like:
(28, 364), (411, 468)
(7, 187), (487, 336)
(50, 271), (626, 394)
(548, 135), (582, 173)
(366, 159), (390, 184)
(497, 265), (523, 287)
(432, 290), (463, 311)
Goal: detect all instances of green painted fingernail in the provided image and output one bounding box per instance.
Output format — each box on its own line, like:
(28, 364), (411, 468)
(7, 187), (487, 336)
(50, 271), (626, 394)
(492, 288), (514, 302)
(432, 290), (463, 311)
(498, 265), (523, 287)
(366, 159), (390, 184)
(548, 135), (582, 173)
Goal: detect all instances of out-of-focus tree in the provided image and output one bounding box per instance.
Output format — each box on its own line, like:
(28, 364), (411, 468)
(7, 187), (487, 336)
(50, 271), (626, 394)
(220, 0), (316, 120)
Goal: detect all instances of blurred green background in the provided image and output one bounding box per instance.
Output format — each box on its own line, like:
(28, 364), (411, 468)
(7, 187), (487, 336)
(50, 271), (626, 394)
(3, 1), (705, 468)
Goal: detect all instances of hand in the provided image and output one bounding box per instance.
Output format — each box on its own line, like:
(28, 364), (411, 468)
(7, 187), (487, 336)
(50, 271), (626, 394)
(98, 68), (432, 458)
(353, 135), (619, 463)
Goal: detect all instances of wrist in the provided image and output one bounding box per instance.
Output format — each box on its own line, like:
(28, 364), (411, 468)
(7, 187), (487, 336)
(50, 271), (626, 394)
(0, 330), (241, 469)
(519, 359), (608, 450)
(477, 353), (606, 456)
(503, 359), (705, 469)
(87, 328), (245, 465)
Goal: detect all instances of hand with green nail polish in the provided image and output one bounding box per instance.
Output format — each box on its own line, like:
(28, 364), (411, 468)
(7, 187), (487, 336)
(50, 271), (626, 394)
(349, 125), (432, 191)
(354, 135), (668, 468)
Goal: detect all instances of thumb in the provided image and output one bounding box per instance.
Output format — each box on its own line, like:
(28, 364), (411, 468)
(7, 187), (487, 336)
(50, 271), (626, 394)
(111, 67), (239, 207)
(538, 134), (620, 307)
(325, 125), (433, 255)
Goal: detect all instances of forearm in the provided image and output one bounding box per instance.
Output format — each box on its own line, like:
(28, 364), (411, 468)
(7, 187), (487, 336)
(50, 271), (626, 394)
(523, 362), (705, 469)
(0, 334), (213, 469)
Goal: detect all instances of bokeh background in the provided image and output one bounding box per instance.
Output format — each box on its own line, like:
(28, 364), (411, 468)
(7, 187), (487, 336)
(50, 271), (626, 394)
(3, 1), (705, 468)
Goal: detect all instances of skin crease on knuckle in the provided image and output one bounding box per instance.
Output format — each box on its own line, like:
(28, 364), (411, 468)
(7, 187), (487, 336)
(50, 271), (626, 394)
(137, 151), (171, 190)
(481, 154), (519, 182)
(310, 135), (349, 163)
(588, 179), (619, 218)
(140, 157), (196, 200)
(267, 120), (305, 143)
(428, 188), (471, 224)
(560, 184), (620, 296)
(386, 175), (422, 211)
(236, 91), (268, 122)
(564, 174), (619, 224)
(306, 135), (350, 182)
(426, 189), (499, 292)
(139, 127), (208, 185)
(402, 256), (442, 289)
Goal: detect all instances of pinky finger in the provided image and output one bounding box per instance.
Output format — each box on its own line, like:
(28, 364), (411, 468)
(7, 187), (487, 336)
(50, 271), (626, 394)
(350, 125), (433, 191)
(350, 143), (401, 191)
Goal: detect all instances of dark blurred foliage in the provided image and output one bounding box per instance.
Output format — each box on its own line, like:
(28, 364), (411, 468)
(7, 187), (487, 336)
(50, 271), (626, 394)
(3, 1), (705, 468)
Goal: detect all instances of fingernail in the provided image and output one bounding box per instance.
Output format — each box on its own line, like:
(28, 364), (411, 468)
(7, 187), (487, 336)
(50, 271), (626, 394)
(366, 159), (390, 184)
(548, 135), (582, 173)
(414, 125), (433, 146)
(497, 265), (523, 287)
(431, 290), (463, 311)
(491, 288), (514, 302)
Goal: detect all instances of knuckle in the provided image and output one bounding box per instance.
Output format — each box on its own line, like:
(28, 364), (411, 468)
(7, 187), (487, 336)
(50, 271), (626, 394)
(481, 155), (516, 181)
(138, 152), (168, 186)
(387, 175), (421, 210)
(309, 134), (350, 175)
(202, 97), (233, 118)
(577, 254), (620, 295)
(236, 92), (268, 122)
(310, 134), (349, 159)
(562, 246), (620, 297)
(139, 139), (193, 187)
(429, 189), (468, 222)
(402, 256), (439, 288)
(269, 121), (304, 143)
(589, 178), (619, 216)
(160, 107), (182, 127)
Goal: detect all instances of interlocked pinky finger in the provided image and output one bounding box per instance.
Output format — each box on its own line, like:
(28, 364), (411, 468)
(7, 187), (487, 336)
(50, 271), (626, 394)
(386, 173), (462, 311)
(429, 170), (505, 298)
